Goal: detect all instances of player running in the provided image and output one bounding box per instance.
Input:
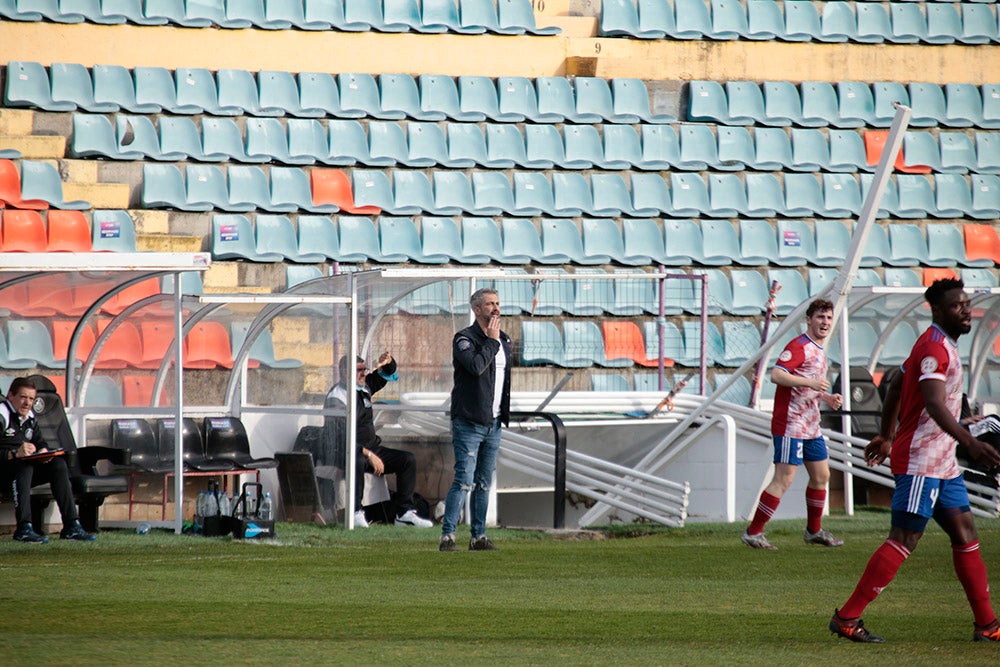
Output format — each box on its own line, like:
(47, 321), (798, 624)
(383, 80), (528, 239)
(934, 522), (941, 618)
(830, 278), (1000, 643)
(742, 298), (844, 550)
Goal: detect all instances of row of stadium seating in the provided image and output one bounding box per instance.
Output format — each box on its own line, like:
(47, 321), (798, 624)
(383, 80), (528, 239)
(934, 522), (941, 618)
(4, 63), (672, 123)
(0, 273), (202, 317)
(0, 209), (137, 252)
(210, 214), (1000, 269)
(0, 0), (560, 34)
(68, 113), (1000, 175)
(689, 80), (1000, 129)
(600, 0), (1000, 45)
(0, 159), (90, 209)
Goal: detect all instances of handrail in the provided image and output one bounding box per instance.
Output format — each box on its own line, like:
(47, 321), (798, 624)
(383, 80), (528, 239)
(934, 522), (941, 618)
(510, 410), (567, 530)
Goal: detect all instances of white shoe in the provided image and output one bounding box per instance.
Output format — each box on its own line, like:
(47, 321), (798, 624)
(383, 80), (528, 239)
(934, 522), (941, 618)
(353, 510), (369, 528)
(394, 508), (433, 528)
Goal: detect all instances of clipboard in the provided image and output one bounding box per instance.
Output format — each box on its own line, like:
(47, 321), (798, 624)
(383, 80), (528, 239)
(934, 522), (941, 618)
(18, 448), (65, 463)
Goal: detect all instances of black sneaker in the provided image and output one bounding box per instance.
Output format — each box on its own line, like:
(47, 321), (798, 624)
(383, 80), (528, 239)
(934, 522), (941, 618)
(829, 609), (885, 643)
(60, 521), (97, 542)
(13, 523), (48, 544)
(469, 536), (498, 551)
(439, 535), (460, 552)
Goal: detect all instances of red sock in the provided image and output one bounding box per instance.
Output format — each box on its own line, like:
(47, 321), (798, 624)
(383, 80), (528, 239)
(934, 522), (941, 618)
(840, 539), (910, 619)
(747, 491), (781, 535)
(805, 487), (826, 534)
(953, 541), (998, 627)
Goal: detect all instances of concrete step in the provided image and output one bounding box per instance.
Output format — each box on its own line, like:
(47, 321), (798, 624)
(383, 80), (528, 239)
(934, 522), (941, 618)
(0, 134), (66, 158)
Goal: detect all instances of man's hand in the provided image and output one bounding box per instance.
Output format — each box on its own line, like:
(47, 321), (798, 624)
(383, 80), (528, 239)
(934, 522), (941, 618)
(375, 351), (393, 369)
(486, 313), (501, 340)
(963, 438), (1000, 470)
(809, 377), (831, 392)
(865, 435), (891, 467)
(15, 443), (36, 459)
(822, 393), (844, 410)
(366, 452), (385, 476)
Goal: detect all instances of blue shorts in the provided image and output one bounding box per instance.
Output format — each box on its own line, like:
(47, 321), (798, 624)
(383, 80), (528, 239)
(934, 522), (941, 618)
(772, 436), (828, 465)
(891, 474), (971, 532)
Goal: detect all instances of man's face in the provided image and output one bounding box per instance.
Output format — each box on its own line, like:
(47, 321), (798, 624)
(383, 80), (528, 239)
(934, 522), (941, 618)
(935, 288), (972, 337)
(8, 387), (36, 418)
(806, 308), (834, 343)
(473, 294), (501, 323)
(355, 362), (367, 385)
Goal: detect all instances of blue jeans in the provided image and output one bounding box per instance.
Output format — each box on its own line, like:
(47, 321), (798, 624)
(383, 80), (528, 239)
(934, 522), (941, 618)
(442, 417), (502, 538)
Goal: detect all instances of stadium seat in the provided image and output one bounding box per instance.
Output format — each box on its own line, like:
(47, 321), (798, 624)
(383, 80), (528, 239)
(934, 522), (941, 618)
(782, 173), (824, 217)
(581, 217), (641, 265)
(497, 76), (550, 122)
(183, 321), (235, 370)
(813, 219), (851, 267)
(673, 0), (713, 38)
(565, 126), (614, 170)
(564, 320), (629, 368)
(419, 74), (482, 121)
(332, 216), (381, 262)
(761, 81), (800, 126)
(890, 3), (927, 44)
(925, 3), (962, 45)
(202, 416), (278, 470)
(49, 62), (113, 112)
(0, 209), (47, 252)
(644, 321), (689, 367)
(139, 163), (198, 211)
(944, 83), (984, 128)
(669, 173), (711, 217)
(158, 116), (212, 162)
(721, 320), (761, 367)
(617, 218), (664, 266)
(228, 165), (287, 212)
(879, 321), (919, 366)
(254, 214), (302, 262)
(460, 0), (524, 35)
(746, 0), (785, 40)
(18, 161), (89, 210)
(112, 114), (171, 161)
(934, 173), (973, 218)
(743, 172), (788, 217)
(694, 268), (732, 315)
(212, 214), (283, 262)
(131, 66), (195, 114)
(837, 81), (876, 128)
(338, 73), (393, 119)
(459, 76), (521, 122)
(711, 0), (750, 39)
(404, 122), (453, 167)
(91, 210), (137, 252)
(485, 124), (539, 169)
(729, 269), (770, 315)
(431, 171), (481, 215)
(678, 124), (720, 170)
(547, 172), (594, 217)
(600, 0), (658, 37)
(311, 169), (379, 214)
(92, 64), (160, 113)
(751, 127), (794, 171)
(982, 85), (1000, 130)
(790, 128), (831, 171)
(230, 321), (302, 369)
(291, 215), (337, 262)
(3, 61), (73, 111)
(819, 1), (856, 43)
(7, 319), (59, 369)
(272, 166), (337, 213)
(601, 125), (643, 171)
(886, 223), (928, 267)
(379, 216), (442, 263)
(767, 268), (809, 316)
(640, 125), (681, 170)
(808, 268), (838, 297)
(821, 172), (862, 218)
(539, 219), (585, 263)
(496, 217), (541, 264)
(705, 173), (747, 218)
(828, 129), (871, 173)
(855, 2), (891, 43)
(51, 320), (96, 367)
(612, 78), (675, 123)
(926, 223), (980, 268)
(899, 131), (939, 172)
(970, 174), (1000, 219)
(520, 321), (566, 366)
(46, 210), (92, 252)
(800, 81), (842, 127)
(687, 81), (729, 124)
(452, 217), (501, 263)
(959, 268), (997, 288)
(964, 222), (1000, 265)
(783, 0), (822, 42)
(576, 77), (635, 123)
(907, 83), (948, 127)
(324, 119), (372, 165)
(716, 126), (754, 171)
(682, 320), (724, 366)
(773, 219), (815, 266)
(630, 172), (674, 217)
(826, 321), (878, 366)
(724, 81), (765, 125)
(937, 132), (975, 173)
(606, 269), (654, 316)
(446, 123), (492, 168)
(662, 218), (703, 265)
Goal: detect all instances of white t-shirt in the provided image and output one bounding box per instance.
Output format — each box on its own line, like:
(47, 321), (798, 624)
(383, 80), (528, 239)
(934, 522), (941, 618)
(492, 342), (506, 419)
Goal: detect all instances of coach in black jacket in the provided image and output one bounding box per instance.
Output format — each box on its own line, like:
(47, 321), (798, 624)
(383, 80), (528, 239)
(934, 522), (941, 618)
(439, 287), (512, 552)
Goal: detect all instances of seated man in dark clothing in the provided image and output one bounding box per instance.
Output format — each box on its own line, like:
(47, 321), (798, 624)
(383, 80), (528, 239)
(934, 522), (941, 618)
(324, 353), (433, 528)
(0, 377), (95, 543)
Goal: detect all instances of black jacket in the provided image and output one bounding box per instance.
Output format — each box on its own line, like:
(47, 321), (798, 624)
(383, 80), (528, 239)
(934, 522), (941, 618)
(0, 400), (47, 460)
(323, 358), (396, 460)
(451, 323), (512, 427)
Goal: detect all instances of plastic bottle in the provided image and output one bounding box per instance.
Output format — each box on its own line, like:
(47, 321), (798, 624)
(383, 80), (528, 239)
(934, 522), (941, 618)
(259, 492), (274, 521)
(244, 486), (256, 518)
(136, 522), (152, 535)
(218, 491), (231, 518)
(196, 490), (208, 518)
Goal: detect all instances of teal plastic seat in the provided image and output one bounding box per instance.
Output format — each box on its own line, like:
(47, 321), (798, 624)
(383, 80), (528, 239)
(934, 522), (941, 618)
(612, 78), (675, 123)
(199, 117), (254, 163)
(298, 72), (351, 118)
(339, 73), (394, 119)
(565, 321), (627, 368)
(925, 223), (976, 268)
(744, 172), (788, 217)
(498, 76), (551, 122)
(294, 215), (339, 262)
(715, 373), (751, 404)
(92, 64), (157, 113)
(716, 126), (754, 171)
(51, 62), (116, 112)
(799, 81), (841, 127)
(790, 128), (830, 171)
(530, 268), (574, 315)
(381, 73), (441, 120)
(711, 0), (750, 39)
(19, 160), (89, 210)
(828, 129), (870, 172)
(593, 173), (646, 217)
(343, 0), (406, 31)
(540, 219), (588, 263)
(351, 169), (396, 212)
(971, 174), (1000, 219)
(459, 217), (506, 263)
(254, 215), (300, 261)
(379, 216), (443, 263)
(678, 124), (720, 170)
(821, 173), (862, 218)
(669, 173), (711, 217)
(600, 0), (663, 38)
(873, 81), (909, 127)
(592, 374), (631, 392)
(502, 0), (560, 34)
(683, 320), (724, 366)
(746, 0), (786, 40)
(630, 173), (674, 217)
(70, 114), (142, 160)
(174, 67), (235, 116)
(879, 321), (919, 366)
(7, 320), (59, 369)
(640, 124), (680, 169)
(580, 218), (632, 264)
(902, 131), (942, 172)
(673, 0), (713, 38)
(662, 218), (704, 265)
(751, 127), (793, 171)
(576, 77), (635, 123)
(960, 268), (998, 288)
(514, 172), (559, 217)
(92, 210), (138, 252)
(459, 76), (521, 122)
(211, 214), (281, 261)
(500, 218), (544, 264)
(229, 165), (285, 212)
(327, 119), (371, 165)
(837, 81), (876, 127)
(367, 121), (411, 166)
(644, 321), (689, 366)
(243, 117), (299, 164)
(460, 0), (523, 34)
(725, 81), (765, 125)
(736, 218), (778, 265)
(141, 164), (201, 210)
(860, 172), (899, 218)
(467, 171), (511, 215)
(405, 122), (452, 168)
(698, 219), (740, 265)
(938, 132), (976, 173)
(925, 3), (961, 45)
(286, 119), (330, 165)
(100, 0), (168, 24)
(272, 166), (339, 213)
(767, 268), (808, 315)
(159, 116), (213, 162)
(960, 4), (997, 45)
(570, 268), (613, 316)
(446, 123), (491, 168)
(521, 321), (566, 367)
(258, 70), (308, 117)
(134, 66), (199, 114)
(775, 219), (815, 266)
(855, 2), (890, 43)
(707, 173), (749, 218)
(934, 173), (973, 218)
(828, 321), (879, 366)
(782, 173), (824, 217)
(812, 220), (848, 267)
(420, 0), (477, 32)
(692, 268), (731, 315)
(184, 0), (235, 27)
(783, 0), (822, 42)
(333, 216), (380, 262)
(621, 218), (667, 265)
(602, 125), (644, 170)
(687, 80), (729, 123)
(608, 269), (656, 316)
(944, 83), (984, 128)
(761, 80), (800, 126)
(721, 321), (761, 367)
(420, 216), (471, 263)
(491, 268), (531, 314)
(889, 3), (927, 44)
(119, 114), (182, 161)
(214, 68), (269, 116)
(819, 1), (856, 43)
(231, 321), (302, 369)
(564, 125), (610, 169)
(485, 124), (542, 169)
(886, 223), (927, 267)
(908, 83), (947, 127)
(728, 270), (770, 316)
(419, 74), (482, 121)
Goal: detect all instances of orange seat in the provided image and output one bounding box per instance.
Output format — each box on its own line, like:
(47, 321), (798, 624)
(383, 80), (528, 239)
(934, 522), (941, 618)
(964, 224), (1000, 265)
(46, 210), (92, 252)
(184, 320), (234, 369)
(0, 159), (48, 209)
(310, 168), (381, 215)
(51, 320), (96, 365)
(44, 375), (66, 401)
(1, 209), (47, 251)
(922, 267), (957, 286)
(601, 321), (669, 368)
(138, 320), (178, 369)
(122, 374), (169, 407)
(94, 319), (143, 369)
(0, 274), (65, 317)
(863, 130), (929, 174)
(101, 278), (161, 315)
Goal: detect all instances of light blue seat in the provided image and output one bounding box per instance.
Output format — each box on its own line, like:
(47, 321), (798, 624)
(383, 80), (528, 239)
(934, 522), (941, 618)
(500, 218), (544, 264)
(673, 0), (713, 38)
(768, 268), (809, 315)
(421, 0), (479, 33)
(813, 219), (850, 267)
(663, 218), (704, 265)
(602, 125), (644, 170)
(593, 173), (646, 217)
(497, 76), (551, 122)
(819, 1), (856, 42)
(141, 164), (199, 210)
(392, 170), (439, 215)
(486, 124), (545, 169)
(721, 321), (761, 367)
(467, 171), (511, 215)
(214, 68), (266, 116)
(744, 172), (788, 217)
(808, 268), (838, 297)
(761, 80), (800, 126)
(294, 215), (339, 262)
(376, 0), (424, 31)
(902, 131), (942, 172)
(633, 0), (675, 37)
(707, 173), (748, 218)
(944, 83), (984, 128)
(564, 125), (611, 169)
(783, 0), (823, 42)
(565, 321), (627, 368)
(879, 321), (919, 366)
(70, 114), (142, 159)
(931, 173), (971, 218)
(243, 117), (299, 165)
(446, 123), (492, 168)
(339, 73), (395, 119)
(644, 321), (689, 366)
(230, 321), (302, 369)
(540, 218), (590, 263)
(696, 267), (737, 315)
(230, 165), (286, 212)
(380, 73), (441, 121)
(531, 268), (573, 314)
(782, 173), (824, 217)
(631, 173), (674, 217)
(184, 0), (234, 27)
(925, 3), (961, 45)
(492, 268), (533, 314)
(697, 219), (739, 265)
(612, 78), (676, 123)
(139, 0), (195, 24)
(635, 125), (679, 171)
(938, 132), (976, 173)
(579, 217), (630, 265)
(521, 321), (566, 367)
(175, 67), (237, 116)
(886, 223), (927, 266)
(724, 82), (765, 125)
(198, 117), (255, 163)
(576, 77), (636, 123)
(609, 269), (658, 316)
(272, 166), (339, 213)
(856, 222), (892, 267)
(592, 374), (631, 392)
(908, 82), (947, 127)
(458, 217), (505, 263)
(92, 64), (159, 113)
(159, 116), (213, 161)
(621, 218), (667, 265)
(799, 81), (841, 127)
(790, 128), (830, 171)
(460, 0), (523, 34)
(418, 216), (468, 263)
(514, 172), (560, 217)
(736, 218), (777, 265)
(225, 0), (294, 28)
(855, 2), (890, 43)
(343, 0), (407, 32)
(683, 320), (724, 366)
(960, 268), (998, 288)
(600, 0), (661, 37)
(418, 74), (479, 121)
(51, 62), (116, 112)
(459, 76), (521, 122)
(258, 70), (309, 117)
(889, 3), (927, 44)
(873, 81), (910, 127)
(97, 0), (167, 23)
(570, 268), (614, 316)
(327, 119), (371, 165)
(860, 172), (899, 218)
(286, 119), (330, 165)
(827, 321), (879, 367)
(298, 72), (351, 118)
(350, 169), (395, 212)
(746, 0), (786, 40)
(337, 216), (392, 262)
(134, 66), (199, 114)
(367, 121), (411, 166)
(212, 214), (282, 261)
(925, 223), (976, 268)
(837, 81), (876, 127)
(403, 122), (452, 168)
(379, 216), (443, 263)
(119, 114), (183, 161)
(751, 127), (794, 171)
(6, 320), (58, 369)
(19, 160), (89, 209)
(775, 219), (816, 266)
(715, 373), (751, 404)
(821, 172), (862, 218)
(254, 215), (301, 261)
(499, 0), (560, 34)
(669, 173), (711, 217)
(828, 129), (871, 172)
(711, 0), (750, 39)
(91, 209), (137, 252)
(677, 124), (720, 170)
(716, 126), (754, 171)
(960, 4), (997, 45)
(687, 80), (728, 124)
(971, 174), (1000, 219)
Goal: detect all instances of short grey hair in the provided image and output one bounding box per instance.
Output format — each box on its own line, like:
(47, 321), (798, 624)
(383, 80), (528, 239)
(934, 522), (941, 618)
(469, 287), (498, 309)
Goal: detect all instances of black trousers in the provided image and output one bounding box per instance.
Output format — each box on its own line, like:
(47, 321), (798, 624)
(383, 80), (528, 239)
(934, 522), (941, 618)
(1, 456), (78, 527)
(356, 445), (417, 516)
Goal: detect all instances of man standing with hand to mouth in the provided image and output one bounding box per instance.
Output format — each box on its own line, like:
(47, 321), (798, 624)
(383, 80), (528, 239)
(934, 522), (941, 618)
(439, 288), (512, 553)
(742, 298), (844, 550)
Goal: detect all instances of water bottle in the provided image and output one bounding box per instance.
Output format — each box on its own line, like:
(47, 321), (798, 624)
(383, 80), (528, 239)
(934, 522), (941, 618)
(259, 492), (274, 521)
(244, 486), (256, 518)
(136, 522), (152, 535)
(196, 490), (208, 518)
(218, 491), (231, 518)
